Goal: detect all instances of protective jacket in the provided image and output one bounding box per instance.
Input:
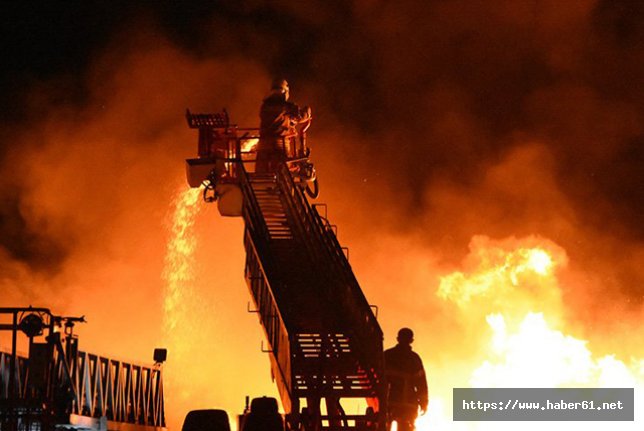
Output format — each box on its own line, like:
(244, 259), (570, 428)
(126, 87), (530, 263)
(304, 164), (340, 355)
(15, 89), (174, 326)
(259, 93), (308, 138)
(384, 344), (428, 413)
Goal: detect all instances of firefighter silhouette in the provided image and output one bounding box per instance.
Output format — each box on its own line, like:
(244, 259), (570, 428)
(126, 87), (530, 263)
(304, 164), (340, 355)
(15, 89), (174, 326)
(257, 78), (311, 172)
(384, 328), (428, 431)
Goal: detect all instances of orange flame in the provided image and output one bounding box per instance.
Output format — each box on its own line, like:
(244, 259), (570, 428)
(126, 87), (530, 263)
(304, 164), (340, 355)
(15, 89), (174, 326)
(241, 138), (258, 153)
(416, 236), (644, 430)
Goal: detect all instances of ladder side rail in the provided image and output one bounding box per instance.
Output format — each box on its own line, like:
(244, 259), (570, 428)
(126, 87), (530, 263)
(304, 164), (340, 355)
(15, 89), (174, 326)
(276, 165), (382, 341)
(275, 165), (385, 397)
(0, 351), (25, 400)
(313, 207), (385, 358)
(77, 352), (97, 417)
(155, 367), (165, 427)
(237, 163), (294, 413)
(105, 358), (116, 422)
(275, 165), (381, 361)
(142, 367), (151, 425)
(0, 351), (37, 431)
(314, 216), (386, 399)
(78, 351), (91, 416)
(271, 178), (325, 293)
(149, 366), (165, 427)
(113, 360), (125, 423)
(133, 365), (143, 423)
(94, 355), (105, 419)
(237, 162), (291, 381)
(0, 350), (8, 399)
(123, 362), (132, 422)
(124, 363), (134, 423)
(18, 356), (28, 400)
(310, 206), (386, 402)
(0, 351), (26, 401)
(273, 166), (335, 294)
(135, 365), (144, 424)
(237, 163), (271, 243)
(275, 165), (369, 309)
(243, 228), (294, 414)
(51, 333), (79, 419)
(237, 162), (289, 350)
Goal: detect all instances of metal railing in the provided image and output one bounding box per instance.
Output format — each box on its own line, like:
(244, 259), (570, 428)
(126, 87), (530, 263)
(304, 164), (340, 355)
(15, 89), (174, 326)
(243, 231), (293, 414)
(272, 163), (386, 418)
(0, 307), (165, 431)
(238, 165), (295, 414)
(0, 351), (28, 400)
(71, 352), (165, 426)
(1, 349), (165, 430)
(275, 164), (383, 364)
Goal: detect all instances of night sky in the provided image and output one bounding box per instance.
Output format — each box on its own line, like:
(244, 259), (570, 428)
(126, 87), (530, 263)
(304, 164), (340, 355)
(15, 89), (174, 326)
(1, 1), (643, 311)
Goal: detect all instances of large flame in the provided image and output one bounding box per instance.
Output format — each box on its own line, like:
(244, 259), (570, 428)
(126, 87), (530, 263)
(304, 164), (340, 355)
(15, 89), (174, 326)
(241, 138), (258, 153)
(415, 236), (643, 430)
(437, 236), (565, 318)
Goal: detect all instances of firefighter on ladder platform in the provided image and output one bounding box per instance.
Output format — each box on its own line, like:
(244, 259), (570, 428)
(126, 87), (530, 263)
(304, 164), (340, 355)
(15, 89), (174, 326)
(257, 78), (312, 173)
(384, 328), (428, 431)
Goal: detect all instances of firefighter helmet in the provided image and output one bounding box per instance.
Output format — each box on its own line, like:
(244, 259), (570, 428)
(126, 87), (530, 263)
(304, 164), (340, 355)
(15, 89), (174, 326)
(271, 78), (289, 93)
(397, 327), (414, 344)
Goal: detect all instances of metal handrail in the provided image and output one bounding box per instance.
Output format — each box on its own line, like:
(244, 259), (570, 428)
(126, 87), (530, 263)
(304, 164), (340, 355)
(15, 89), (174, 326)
(238, 166), (270, 243)
(236, 163), (295, 413)
(0, 350), (165, 428)
(274, 164), (384, 375)
(277, 164), (379, 323)
(242, 231), (293, 412)
(72, 352), (165, 426)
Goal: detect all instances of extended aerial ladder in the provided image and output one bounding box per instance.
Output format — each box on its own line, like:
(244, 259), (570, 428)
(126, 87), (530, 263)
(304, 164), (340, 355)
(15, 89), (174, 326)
(0, 307), (166, 431)
(185, 110), (386, 431)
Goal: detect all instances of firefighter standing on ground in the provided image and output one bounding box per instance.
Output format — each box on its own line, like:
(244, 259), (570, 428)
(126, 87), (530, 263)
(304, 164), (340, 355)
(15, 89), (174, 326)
(384, 328), (428, 431)
(257, 78), (311, 172)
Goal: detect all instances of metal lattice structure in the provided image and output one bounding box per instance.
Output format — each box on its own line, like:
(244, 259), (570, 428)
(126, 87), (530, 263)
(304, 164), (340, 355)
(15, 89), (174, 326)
(71, 351), (165, 426)
(0, 308), (165, 431)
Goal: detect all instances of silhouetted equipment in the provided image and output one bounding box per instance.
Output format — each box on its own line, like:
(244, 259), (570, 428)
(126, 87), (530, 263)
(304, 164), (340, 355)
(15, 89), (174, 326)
(182, 409), (230, 431)
(154, 348), (168, 364)
(185, 111), (385, 430)
(0, 307), (166, 431)
(239, 397), (283, 431)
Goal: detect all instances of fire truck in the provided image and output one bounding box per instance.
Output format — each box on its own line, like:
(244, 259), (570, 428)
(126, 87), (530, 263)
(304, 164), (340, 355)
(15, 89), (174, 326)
(0, 307), (166, 431)
(184, 110), (385, 431)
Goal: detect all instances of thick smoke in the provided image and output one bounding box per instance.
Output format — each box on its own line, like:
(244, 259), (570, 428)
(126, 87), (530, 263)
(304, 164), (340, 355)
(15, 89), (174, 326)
(0, 1), (643, 428)
(286, 0), (644, 326)
(0, 27), (277, 427)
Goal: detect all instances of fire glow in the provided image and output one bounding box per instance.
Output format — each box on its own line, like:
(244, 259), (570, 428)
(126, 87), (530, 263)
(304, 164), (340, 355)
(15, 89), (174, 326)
(416, 236), (644, 430)
(161, 190), (643, 430)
